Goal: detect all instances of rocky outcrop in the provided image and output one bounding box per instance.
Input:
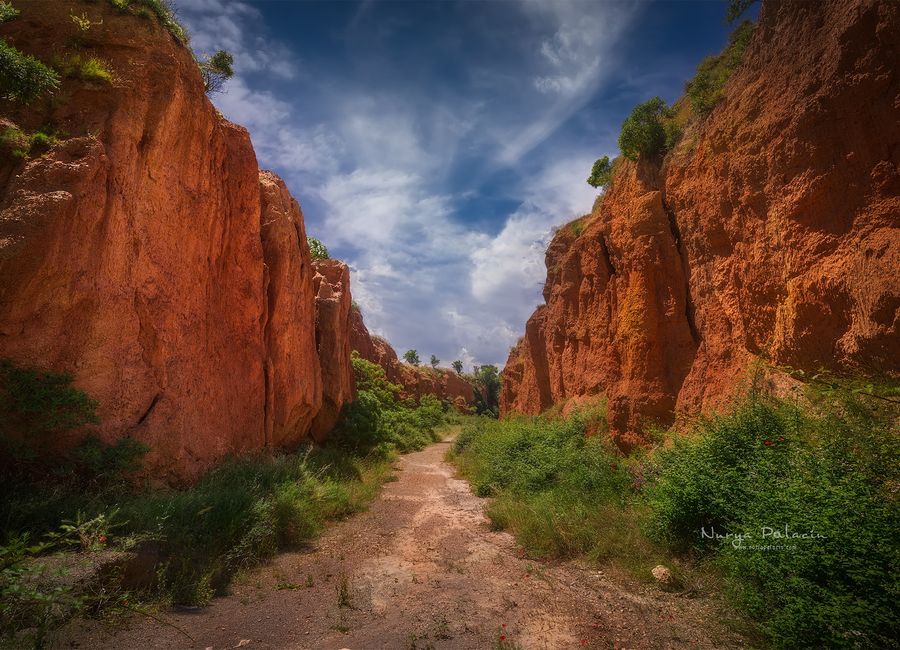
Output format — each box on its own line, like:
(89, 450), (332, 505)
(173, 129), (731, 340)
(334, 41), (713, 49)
(311, 260), (356, 438)
(259, 172), (322, 448)
(0, 3), (350, 481)
(349, 308), (475, 411)
(501, 0), (900, 449)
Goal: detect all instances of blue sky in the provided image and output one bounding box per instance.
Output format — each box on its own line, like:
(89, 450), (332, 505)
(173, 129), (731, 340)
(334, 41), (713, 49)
(176, 0), (744, 369)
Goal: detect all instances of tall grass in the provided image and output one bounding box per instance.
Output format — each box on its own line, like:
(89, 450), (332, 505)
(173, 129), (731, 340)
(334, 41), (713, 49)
(451, 386), (899, 648)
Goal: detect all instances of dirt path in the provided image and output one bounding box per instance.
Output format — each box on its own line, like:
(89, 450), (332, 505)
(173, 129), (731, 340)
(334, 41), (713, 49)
(60, 432), (747, 649)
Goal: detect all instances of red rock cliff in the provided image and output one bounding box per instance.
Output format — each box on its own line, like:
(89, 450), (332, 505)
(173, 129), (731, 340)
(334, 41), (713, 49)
(0, 2), (352, 480)
(311, 259), (356, 438)
(501, 0), (900, 449)
(349, 308), (475, 411)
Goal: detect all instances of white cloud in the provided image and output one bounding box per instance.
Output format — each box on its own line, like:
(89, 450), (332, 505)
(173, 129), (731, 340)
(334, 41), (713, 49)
(173, 0), (627, 367)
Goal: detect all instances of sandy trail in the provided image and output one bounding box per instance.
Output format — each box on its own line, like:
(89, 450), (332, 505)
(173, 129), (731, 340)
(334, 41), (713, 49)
(59, 432), (747, 649)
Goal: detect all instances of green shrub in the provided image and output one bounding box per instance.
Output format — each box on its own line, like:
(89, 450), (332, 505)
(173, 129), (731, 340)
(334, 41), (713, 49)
(0, 1), (19, 22)
(199, 49), (233, 94)
(618, 97), (675, 161)
(586, 155), (612, 189)
(403, 349), (420, 366)
(132, 0), (188, 43)
(333, 352), (447, 454)
(53, 53), (114, 83)
(0, 360), (99, 438)
(685, 21), (755, 116)
(1, 127), (59, 159)
(308, 236), (329, 260)
(646, 392), (900, 648)
(0, 39), (60, 103)
(726, 0), (758, 23)
(0, 125), (28, 157)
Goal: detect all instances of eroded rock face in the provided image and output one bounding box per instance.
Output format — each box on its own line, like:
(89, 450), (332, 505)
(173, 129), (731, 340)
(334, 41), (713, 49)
(501, 0), (900, 448)
(349, 308), (475, 411)
(259, 172), (322, 448)
(311, 260), (356, 438)
(0, 3), (333, 481)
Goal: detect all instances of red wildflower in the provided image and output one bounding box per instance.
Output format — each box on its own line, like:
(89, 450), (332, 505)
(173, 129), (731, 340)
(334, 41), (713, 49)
(582, 640), (588, 645)
(764, 440), (772, 446)
(99, 534), (107, 543)
(501, 624), (506, 628)
(500, 635), (506, 641)
(778, 436), (785, 442)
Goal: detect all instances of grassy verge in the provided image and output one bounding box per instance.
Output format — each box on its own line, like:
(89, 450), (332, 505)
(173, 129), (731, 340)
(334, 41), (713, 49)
(450, 384), (899, 648)
(1, 355), (452, 648)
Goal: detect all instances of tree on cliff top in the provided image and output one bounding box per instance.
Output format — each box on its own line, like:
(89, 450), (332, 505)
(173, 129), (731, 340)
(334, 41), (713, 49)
(430, 355), (440, 369)
(308, 237), (329, 260)
(618, 97), (676, 161)
(586, 155), (612, 189)
(403, 350), (420, 366)
(199, 50), (234, 94)
(452, 360), (463, 375)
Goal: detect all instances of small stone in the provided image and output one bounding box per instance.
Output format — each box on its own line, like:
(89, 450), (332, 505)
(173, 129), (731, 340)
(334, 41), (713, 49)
(651, 565), (674, 587)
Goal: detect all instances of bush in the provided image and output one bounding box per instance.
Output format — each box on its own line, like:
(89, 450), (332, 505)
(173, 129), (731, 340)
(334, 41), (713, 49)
(332, 352), (447, 455)
(0, 360), (99, 439)
(1, 127), (58, 159)
(403, 349), (420, 366)
(0, 1), (19, 22)
(53, 53), (113, 83)
(199, 49), (233, 94)
(586, 155), (612, 189)
(308, 236), (329, 260)
(132, 0), (188, 43)
(685, 21), (755, 116)
(646, 391), (900, 648)
(0, 39), (60, 103)
(618, 97), (675, 161)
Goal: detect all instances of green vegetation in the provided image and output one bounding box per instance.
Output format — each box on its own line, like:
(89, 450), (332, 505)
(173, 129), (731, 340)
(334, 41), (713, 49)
(647, 389), (899, 648)
(726, 0), (758, 23)
(451, 360), (463, 375)
(0, 1), (19, 22)
(618, 96), (679, 161)
(586, 155), (612, 189)
(451, 383), (899, 648)
(1, 356), (449, 646)
(333, 352), (447, 455)
(199, 49), (234, 94)
(0, 127), (60, 159)
(0, 39), (60, 103)
(471, 364), (500, 417)
(132, 0), (187, 43)
(430, 354), (440, 369)
(52, 53), (113, 84)
(685, 21), (755, 116)
(403, 349), (420, 366)
(308, 236), (329, 260)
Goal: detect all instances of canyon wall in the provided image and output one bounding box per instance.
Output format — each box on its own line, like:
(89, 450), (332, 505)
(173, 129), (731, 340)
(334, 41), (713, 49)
(349, 308), (476, 412)
(0, 2), (350, 481)
(501, 0), (900, 449)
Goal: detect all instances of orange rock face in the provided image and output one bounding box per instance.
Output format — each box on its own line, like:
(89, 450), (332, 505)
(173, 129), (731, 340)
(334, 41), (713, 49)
(259, 172), (323, 448)
(501, 0), (900, 449)
(311, 260), (356, 438)
(0, 3), (343, 481)
(349, 308), (475, 411)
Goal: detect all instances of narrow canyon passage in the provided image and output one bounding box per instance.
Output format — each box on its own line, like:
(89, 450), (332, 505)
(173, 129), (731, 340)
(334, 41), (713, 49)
(60, 428), (746, 650)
